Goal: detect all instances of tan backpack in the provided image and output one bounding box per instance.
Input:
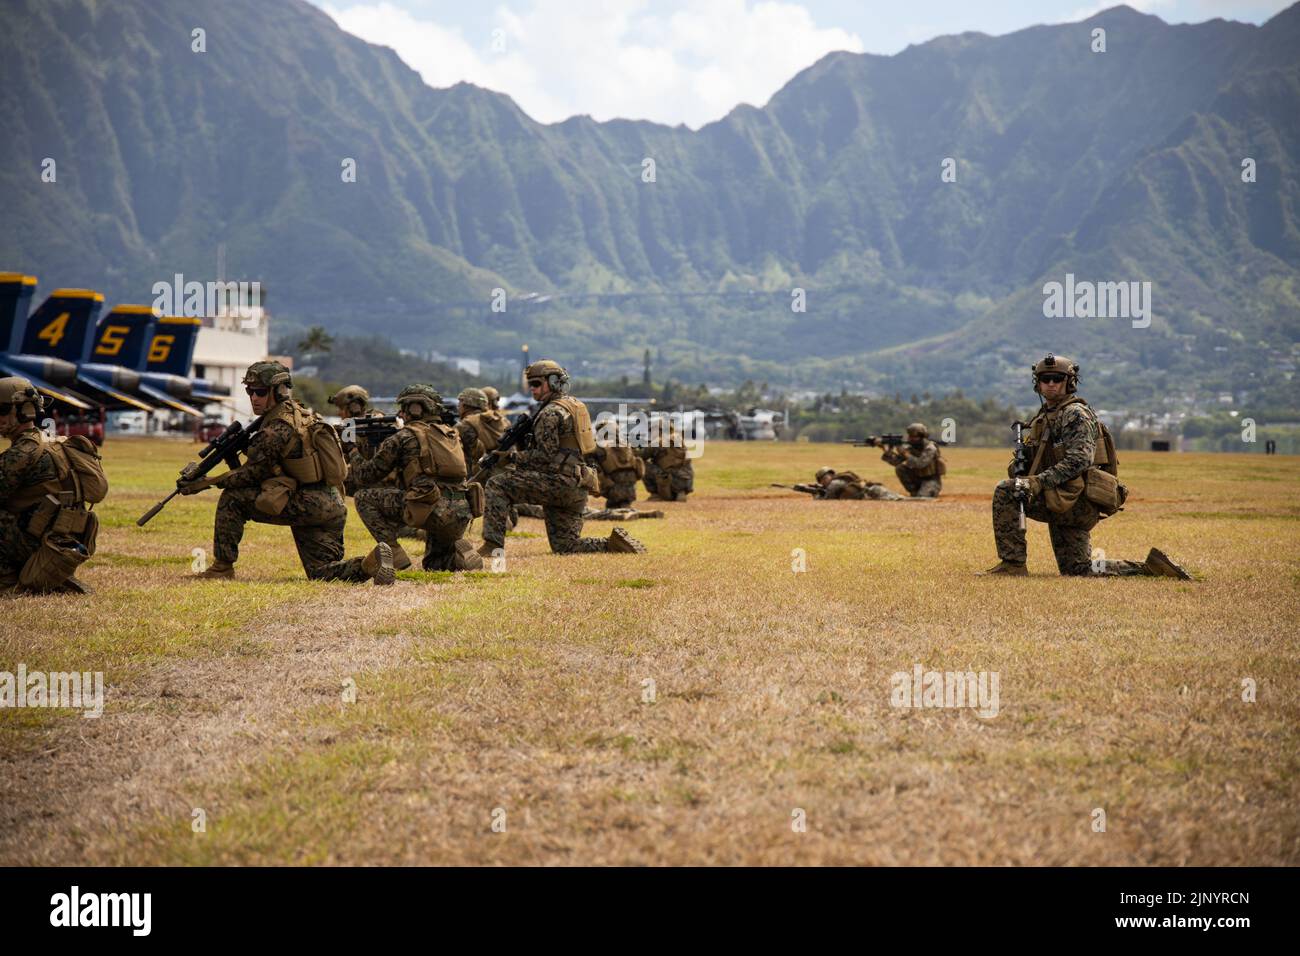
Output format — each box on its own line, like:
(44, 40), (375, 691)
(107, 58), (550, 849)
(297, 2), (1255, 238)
(276, 401), (347, 491)
(404, 420), (468, 483)
(468, 410), (508, 453)
(46, 434), (108, 504)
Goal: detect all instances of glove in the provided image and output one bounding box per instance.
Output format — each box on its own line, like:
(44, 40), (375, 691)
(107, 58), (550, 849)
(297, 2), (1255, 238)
(1016, 475), (1043, 498)
(177, 478), (211, 496)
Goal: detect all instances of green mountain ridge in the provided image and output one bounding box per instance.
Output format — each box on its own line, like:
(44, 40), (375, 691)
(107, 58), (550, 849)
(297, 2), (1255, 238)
(1, 0), (1297, 409)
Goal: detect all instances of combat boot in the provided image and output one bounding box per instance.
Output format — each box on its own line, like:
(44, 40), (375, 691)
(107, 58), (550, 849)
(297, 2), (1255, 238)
(453, 539), (484, 571)
(194, 559), (235, 579)
(976, 560), (1027, 577)
(1143, 548), (1192, 580)
(361, 543), (395, 586)
(58, 576), (94, 595)
(607, 528), (647, 554)
(477, 541), (501, 559)
(390, 542), (413, 571)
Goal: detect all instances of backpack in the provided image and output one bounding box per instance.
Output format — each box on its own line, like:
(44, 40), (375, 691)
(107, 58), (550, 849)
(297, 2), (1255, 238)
(47, 434), (108, 504)
(279, 402), (348, 490)
(404, 420), (468, 483)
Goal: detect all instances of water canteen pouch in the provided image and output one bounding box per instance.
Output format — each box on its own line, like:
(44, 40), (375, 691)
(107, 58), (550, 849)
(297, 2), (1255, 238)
(579, 463), (602, 495)
(18, 533), (89, 592)
(465, 481), (485, 518)
(1084, 466), (1126, 515)
(255, 474), (299, 515)
(403, 482), (442, 528)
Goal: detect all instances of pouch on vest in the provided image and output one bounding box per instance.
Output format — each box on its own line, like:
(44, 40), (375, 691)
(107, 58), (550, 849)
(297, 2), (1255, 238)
(403, 483), (441, 528)
(465, 481), (485, 518)
(255, 474), (299, 515)
(1044, 476), (1085, 514)
(579, 463), (601, 495)
(1084, 467), (1125, 515)
(18, 533), (89, 592)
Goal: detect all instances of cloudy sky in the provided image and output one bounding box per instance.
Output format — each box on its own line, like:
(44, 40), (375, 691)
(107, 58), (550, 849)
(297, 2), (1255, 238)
(311, 0), (1292, 128)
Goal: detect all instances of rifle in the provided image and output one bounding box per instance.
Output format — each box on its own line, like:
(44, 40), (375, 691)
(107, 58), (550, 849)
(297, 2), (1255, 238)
(468, 406), (537, 483)
(136, 416), (264, 526)
(770, 482), (823, 496)
(336, 415), (402, 446)
(1010, 420), (1032, 530)
(844, 434), (951, 448)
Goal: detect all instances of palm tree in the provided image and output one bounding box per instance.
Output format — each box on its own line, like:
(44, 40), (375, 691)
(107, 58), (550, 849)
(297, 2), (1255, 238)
(297, 326), (334, 355)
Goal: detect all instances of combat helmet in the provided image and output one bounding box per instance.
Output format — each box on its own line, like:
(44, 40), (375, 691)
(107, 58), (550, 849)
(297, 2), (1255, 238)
(1031, 353), (1079, 394)
(0, 376), (44, 421)
(815, 467), (836, 481)
(397, 384), (442, 420)
(482, 386), (500, 409)
(906, 422), (928, 440)
(243, 361), (292, 401)
(525, 359), (569, 393)
(458, 387), (487, 411)
(329, 385), (370, 412)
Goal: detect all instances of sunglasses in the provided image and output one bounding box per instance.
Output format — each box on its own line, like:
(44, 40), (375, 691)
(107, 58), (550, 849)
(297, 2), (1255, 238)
(245, 386), (270, 397)
(1037, 374), (1066, 384)
(528, 379), (544, 388)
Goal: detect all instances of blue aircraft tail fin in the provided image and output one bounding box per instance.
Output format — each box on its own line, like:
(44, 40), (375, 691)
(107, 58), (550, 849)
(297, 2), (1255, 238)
(21, 288), (105, 363)
(143, 315), (201, 376)
(0, 272), (37, 353)
(92, 305), (157, 370)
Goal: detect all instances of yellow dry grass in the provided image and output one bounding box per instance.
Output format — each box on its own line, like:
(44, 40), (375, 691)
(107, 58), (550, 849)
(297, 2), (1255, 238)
(1, 437), (1297, 865)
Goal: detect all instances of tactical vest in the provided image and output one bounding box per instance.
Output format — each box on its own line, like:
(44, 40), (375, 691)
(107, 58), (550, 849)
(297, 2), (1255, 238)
(904, 441), (945, 478)
(268, 400), (347, 489)
(598, 443), (641, 476)
(465, 410), (507, 453)
(401, 420), (468, 487)
(2, 431), (63, 514)
(1027, 396), (1122, 514)
(551, 396), (597, 455)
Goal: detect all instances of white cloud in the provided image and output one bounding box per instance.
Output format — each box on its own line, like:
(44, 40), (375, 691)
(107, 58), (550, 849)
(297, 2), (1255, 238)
(322, 0), (864, 128)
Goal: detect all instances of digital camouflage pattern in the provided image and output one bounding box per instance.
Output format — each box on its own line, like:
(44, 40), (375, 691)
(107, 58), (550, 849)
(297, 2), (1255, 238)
(0, 425), (59, 577)
(482, 401), (616, 553)
(584, 507), (664, 520)
(209, 404), (368, 580)
(348, 429), (474, 570)
(643, 458), (693, 500)
(342, 407), (396, 496)
(991, 398), (1147, 576)
(824, 476), (903, 500)
(884, 440), (942, 497)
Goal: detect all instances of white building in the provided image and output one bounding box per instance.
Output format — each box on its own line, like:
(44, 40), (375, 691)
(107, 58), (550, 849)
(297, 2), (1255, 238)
(191, 286), (270, 420)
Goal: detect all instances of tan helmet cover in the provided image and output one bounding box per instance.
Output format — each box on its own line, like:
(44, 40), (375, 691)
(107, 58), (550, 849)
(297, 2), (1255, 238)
(458, 387), (488, 411)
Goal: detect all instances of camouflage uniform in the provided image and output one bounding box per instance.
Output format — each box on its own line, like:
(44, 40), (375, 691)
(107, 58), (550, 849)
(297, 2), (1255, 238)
(349, 429), (475, 571)
(0, 424), (59, 581)
(591, 443), (641, 508)
(991, 397), (1150, 576)
(482, 398), (617, 553)
(883, 440), (942, 498)
(342, 407), (396, 497)
(584, 507), (663, 521)
(824, 476), (903, 501)
(641, 444), (694, 500)
(209, 402), (368, 581)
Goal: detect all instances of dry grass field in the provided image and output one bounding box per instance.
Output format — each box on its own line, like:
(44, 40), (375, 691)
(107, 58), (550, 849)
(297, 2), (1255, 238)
(1, 437), (1297, 865)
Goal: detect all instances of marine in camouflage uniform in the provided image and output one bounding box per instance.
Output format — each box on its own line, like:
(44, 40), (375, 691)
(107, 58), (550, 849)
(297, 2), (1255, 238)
(330, 385), (394, 497)
(591, 436), (642, 508)
(184, 363), (384, 583)
(0, 377), (93, 593)
(454, 388), (488, 474)
(980, 354), (1192, 579)
(349, 384), (483, 573)
(479, 360), (645, 556)
(814, 467), (904, 500)
(584, 507), (664, 520)
(881, 423), (943, 497)
(640, 418), (694, 501)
